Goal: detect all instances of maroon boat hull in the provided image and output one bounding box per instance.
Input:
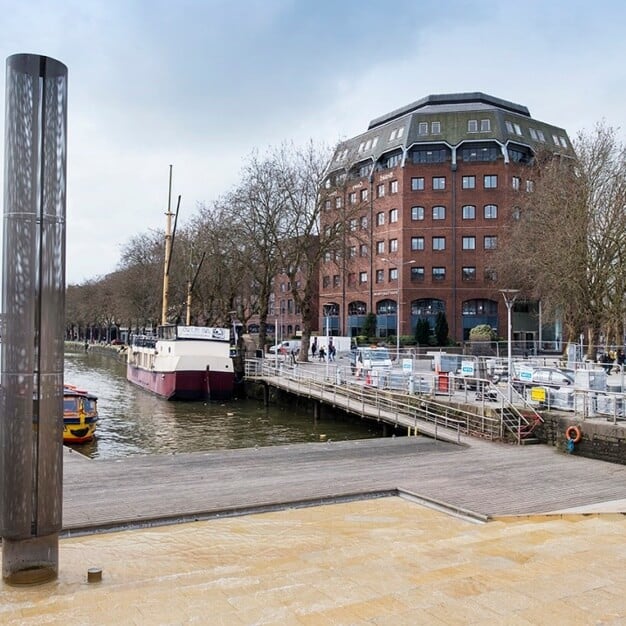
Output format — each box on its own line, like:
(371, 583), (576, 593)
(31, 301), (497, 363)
(126, 364), (234, 401)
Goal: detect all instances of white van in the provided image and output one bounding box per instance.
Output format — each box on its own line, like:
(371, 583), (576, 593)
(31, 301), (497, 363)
(268, 340), (301, 355)
(350, 347), (392, 374)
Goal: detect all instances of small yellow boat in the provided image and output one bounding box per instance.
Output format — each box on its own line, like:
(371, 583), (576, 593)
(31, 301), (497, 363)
(63, 384), (98, 444)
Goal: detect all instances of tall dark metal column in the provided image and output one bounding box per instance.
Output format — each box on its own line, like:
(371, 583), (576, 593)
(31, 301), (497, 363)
(1, 54), (68, 585)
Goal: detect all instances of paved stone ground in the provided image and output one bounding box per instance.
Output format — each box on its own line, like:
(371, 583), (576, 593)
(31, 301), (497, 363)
(2, 497), (625, 624)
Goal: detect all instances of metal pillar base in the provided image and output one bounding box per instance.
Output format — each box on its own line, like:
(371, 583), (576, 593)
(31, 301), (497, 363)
(2, 533), (59, 586)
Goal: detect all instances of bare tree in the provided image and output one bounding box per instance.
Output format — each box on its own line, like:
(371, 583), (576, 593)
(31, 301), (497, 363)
(496, 122), (626, 356)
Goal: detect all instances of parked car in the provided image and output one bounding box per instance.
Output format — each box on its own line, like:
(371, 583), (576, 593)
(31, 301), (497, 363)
(513, 367), (575, 391)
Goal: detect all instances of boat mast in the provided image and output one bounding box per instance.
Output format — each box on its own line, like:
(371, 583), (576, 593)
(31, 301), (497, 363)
(161, 165), (174, 326)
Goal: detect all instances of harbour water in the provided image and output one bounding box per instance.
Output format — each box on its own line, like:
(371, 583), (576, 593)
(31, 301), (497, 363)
(64, 349), (379, 459)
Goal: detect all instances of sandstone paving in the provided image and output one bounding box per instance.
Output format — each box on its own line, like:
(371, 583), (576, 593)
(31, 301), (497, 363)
(1, 496), (626, 625)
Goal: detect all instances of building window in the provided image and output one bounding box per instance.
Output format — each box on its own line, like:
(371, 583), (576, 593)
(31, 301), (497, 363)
(462, 267), (476, 281)
(512, 206), (521, 220)
(484, 204), (498, 219)
(360, 216), (368, 229)
(512, 176), (521, 191)
(376, 241), (385, 254)
(360, 244), (368, 257)
(484, 175), (498, 189)
(411, 266), (425, 281)
(376, 212), (385, 226)
(411, 206), (425, 221)
(418, 121), (428, 135)
(480, 119), (491, 132)
(432, 267), (446, 281)
(389, 268), (398, 281)
(553, 134), (560, 146)
(559, 136), (568, 148)
(324, 251), (332, 262)
(462, 236), (476, 250)
(468, 119), (478, 133)
(349, 192), (357, 204)
(431, 121), (441, 134)
(411, 177), (424, 191)
(432, 237), (446, 251)
(514, 123), (522, 136)
(390, 180), (398, 194)
(376, 269), (384, 283)
(349, 218), (357, 231)
(536, 130), (545, 142)
(433, 176), (446, 190)
(335, 197), (342, 208)
(386, 153), (402, 168)
(349, 246), (356, 258)
(324, 199), (331, 210)
(389, 238), (398, 252)
(322, 275), (330, 288)
(360, 188), (368, 202)
(359, 271), (368, 284)
(462, 205), (476, 219)
(413, 148), (448, 163)
(377, 184), (385, 197)
(432, 205), (445, 220)
(484, 236), (498, 250)
(333, 275), (340, 287)
(462, 146), (499, 162)
(390, 208), (398, 223)
(529, 128), (538, 141)
(411, 236), (425, 251)
(462, 175), (475, 189)
(358, 163), (371, 178)
(526, 179), (535, 192)
(505, 121), (514, 133)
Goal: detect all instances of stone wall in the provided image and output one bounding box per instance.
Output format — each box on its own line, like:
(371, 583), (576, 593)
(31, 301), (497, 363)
(536, 412), (626, 465)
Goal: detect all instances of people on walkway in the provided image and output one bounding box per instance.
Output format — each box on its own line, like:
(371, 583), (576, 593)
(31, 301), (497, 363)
(311, 338), (317, 359)
(318, 346), (326, 361)
(328, 339), (335, 362)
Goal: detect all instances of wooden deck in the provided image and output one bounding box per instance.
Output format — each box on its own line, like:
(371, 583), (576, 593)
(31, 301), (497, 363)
(63, 434), (626, 535)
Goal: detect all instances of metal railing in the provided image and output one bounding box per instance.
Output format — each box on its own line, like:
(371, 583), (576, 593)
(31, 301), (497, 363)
(245, 359), (520, 442)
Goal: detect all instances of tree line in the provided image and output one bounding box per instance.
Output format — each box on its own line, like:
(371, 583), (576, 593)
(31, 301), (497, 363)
(67, 123), (626, 360)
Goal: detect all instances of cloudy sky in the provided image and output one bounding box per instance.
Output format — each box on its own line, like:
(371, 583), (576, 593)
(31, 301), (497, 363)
(1, 0), (625, 284)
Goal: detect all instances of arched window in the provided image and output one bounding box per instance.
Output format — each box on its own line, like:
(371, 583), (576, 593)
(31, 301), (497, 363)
(348, 301), (367, 315)
(376, 299), (397, 314)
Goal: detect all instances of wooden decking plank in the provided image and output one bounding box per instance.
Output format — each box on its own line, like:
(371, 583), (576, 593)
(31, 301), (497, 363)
(62, 436), (626, 532)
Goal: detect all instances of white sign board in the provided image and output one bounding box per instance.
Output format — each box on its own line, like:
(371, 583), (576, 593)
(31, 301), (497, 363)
(177, 326), (230, 341)
(402, 359), (413, 373)
(461, 361), (475, 376)
(519, 366), (534, 381)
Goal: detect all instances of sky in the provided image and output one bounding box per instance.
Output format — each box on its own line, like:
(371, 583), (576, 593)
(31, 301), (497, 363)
(1, 0), (625, 284)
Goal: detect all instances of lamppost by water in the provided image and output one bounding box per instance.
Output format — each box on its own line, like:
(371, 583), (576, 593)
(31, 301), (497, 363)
(500, 289), (520, 402)
(382, 258), (414, 361)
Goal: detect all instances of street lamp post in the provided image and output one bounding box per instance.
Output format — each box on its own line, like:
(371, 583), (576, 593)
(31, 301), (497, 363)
(382, 258), (414, 362)
(500, 289), (520, 402)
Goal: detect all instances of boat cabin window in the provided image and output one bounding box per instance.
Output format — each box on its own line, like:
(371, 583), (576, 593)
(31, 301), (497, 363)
(158, 325), (177, 340)
(64, 398), (79, 412)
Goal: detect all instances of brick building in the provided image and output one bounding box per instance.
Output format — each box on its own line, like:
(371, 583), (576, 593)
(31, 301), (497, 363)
(319, 92), (574, 346)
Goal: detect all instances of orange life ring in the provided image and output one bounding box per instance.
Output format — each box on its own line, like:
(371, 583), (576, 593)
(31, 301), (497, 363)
(565, 425), (582, 443)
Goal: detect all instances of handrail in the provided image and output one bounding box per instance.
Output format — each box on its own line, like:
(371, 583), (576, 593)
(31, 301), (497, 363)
(246, 359), (505, 442)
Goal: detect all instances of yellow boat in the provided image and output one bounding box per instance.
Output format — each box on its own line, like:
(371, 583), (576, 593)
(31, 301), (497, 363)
(63, 384), (98, 444)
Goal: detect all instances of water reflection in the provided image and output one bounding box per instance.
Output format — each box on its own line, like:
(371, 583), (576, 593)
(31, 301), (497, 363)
(65, 350), (378, 460)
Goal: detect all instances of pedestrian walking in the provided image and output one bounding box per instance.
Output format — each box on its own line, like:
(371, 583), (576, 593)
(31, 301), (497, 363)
(311, 338), (317, 359)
